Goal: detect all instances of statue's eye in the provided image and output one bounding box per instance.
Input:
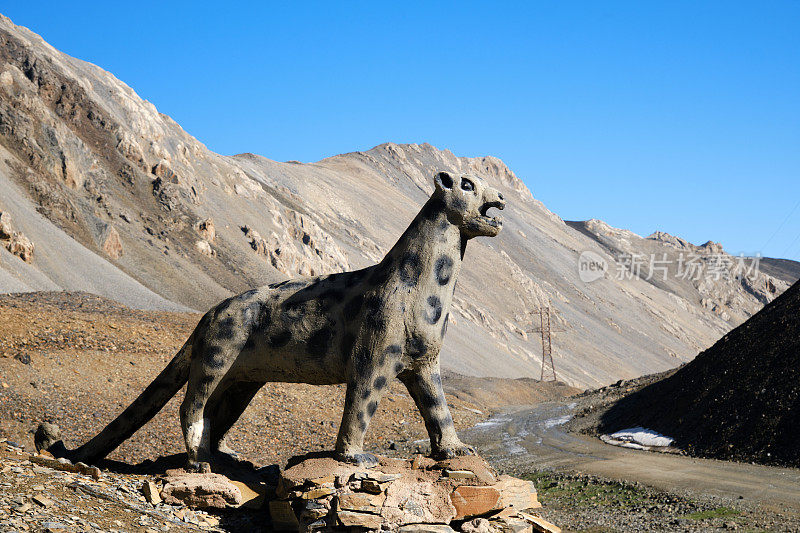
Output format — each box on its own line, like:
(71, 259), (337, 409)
(461, 179), (474, 192)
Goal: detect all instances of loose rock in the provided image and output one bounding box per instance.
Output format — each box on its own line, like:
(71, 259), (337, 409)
(159, 472), (242, 509)
(142, 480), (161, 504)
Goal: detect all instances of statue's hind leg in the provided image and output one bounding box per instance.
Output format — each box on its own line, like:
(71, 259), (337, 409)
(180, 345), (243, 468)
(180, 371), (219, 469)
(206, 380), (265, 461)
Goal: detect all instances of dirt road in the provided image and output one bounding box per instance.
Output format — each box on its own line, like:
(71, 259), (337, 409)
(464, 402), (800, 512)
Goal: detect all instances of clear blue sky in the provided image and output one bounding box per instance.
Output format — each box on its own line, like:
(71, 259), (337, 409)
(4, 2), (799, 260)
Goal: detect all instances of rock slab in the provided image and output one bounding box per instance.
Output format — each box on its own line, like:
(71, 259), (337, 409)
(271, 453), (546, 531)
(159, 472), (242, 509)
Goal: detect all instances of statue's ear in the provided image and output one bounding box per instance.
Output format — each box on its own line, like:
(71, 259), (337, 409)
(434, 171), (454, 191)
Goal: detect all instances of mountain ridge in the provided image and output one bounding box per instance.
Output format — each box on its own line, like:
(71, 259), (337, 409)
(0, 14), (796, 387)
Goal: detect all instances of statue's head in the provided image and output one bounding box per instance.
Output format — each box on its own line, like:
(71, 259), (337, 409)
(433, 171), (506, 238)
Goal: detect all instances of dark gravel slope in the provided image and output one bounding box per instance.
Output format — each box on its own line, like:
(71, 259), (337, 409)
(596, 280), (800, 467)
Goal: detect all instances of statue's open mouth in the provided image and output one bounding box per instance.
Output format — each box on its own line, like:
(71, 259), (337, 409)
(479, 201), (505, 226)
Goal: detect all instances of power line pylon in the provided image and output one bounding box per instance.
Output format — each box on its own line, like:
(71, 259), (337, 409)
(526, 301), (566, 382)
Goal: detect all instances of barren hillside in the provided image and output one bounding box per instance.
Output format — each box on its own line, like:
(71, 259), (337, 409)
(579, 279), (800, 467)
(0, 14), (795, 387)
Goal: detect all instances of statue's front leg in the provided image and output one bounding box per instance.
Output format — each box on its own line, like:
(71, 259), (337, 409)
(334, 345), (396, 467)
(399, 362), (476, 460)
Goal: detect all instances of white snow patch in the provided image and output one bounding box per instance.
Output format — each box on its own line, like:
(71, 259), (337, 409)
(543, 415), (572, 429)
(607, 427), (674, 448)
(502, 432), (527, 455)
(600, 435), (648, 450)
(474, 416), (512, 428)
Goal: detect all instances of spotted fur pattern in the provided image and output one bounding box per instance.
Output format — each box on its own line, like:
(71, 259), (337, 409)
(38, 172), (505, 468)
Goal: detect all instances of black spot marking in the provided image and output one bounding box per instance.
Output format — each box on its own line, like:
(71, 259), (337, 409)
(282, 301), (307, 321)
(374, 376), (387, 390)
(424, 295), (442, 324)
(364, 296), (386, 331)
(199, 374), (216, 387)
(358, 411), (367, 432)
(441, 312), (449, 337)
(255, 307), (272, 332)
(434, 256), (454, 285)
(240, 288), (259, 300)
(361, 388), (371, 400)
(394, 362), (405, 374)
(308, 327), (333, 358)
(399, 252), (422, 287)
(451, 196), (467, 212)
(203, 346), (225, 368)
(386, 345), (402, 355)
(420, 389), (441, 409)
(407, 335), (428, 359)
(270, 280), (306, 290)
(344, 294), (364, 320)
(367, 401), (378, 417)
(268, 330), (292, 348)
(217, 316), (236, 340)
(193, 399), (204, 410)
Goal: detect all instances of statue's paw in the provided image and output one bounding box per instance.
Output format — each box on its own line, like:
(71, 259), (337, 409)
(35, 423), (62, 453)
(187, 460), (212, 473)
(432, 443), (477, 460)
(336, 452), (379, 468)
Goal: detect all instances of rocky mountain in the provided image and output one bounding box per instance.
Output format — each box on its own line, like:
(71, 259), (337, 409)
(0, 14), (796, 388)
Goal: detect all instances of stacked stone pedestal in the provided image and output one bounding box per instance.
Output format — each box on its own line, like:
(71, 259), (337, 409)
(269, 453), (556, 532)
(116, 451), (560, 532)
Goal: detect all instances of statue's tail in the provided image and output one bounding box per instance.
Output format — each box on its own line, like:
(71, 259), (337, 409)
(35, 339), (194, 465)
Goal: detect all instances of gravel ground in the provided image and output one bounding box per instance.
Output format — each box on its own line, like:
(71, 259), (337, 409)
(0, 440), (210, 532)
(6, 291), (799, 532)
